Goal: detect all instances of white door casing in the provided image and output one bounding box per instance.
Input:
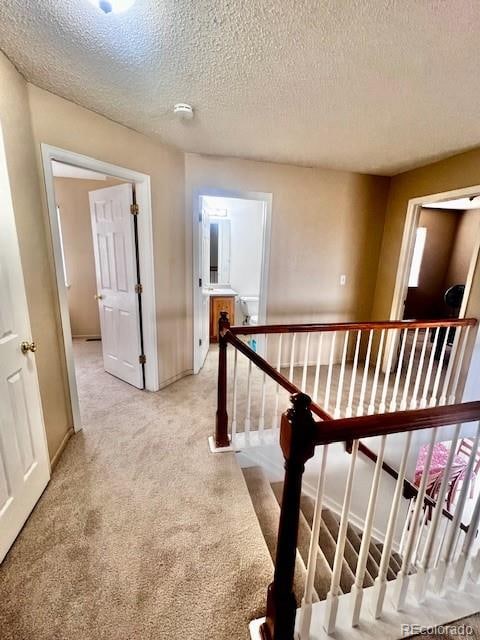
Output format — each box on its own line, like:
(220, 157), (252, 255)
(89, 184), (144, 389)
(0, 125), (50, 563)
(199, 200), (210, 369)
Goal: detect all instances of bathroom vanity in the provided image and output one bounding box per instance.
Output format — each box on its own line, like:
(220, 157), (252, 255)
(209, 288), (236, 342)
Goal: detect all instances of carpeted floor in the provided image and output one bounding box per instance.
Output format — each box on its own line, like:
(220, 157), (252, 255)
(0, 340), (272, 640)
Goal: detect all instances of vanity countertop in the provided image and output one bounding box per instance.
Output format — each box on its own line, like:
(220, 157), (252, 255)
(207, 287), (238, 297)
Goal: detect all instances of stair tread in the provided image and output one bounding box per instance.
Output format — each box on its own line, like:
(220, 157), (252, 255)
(242, 467), (318, 604)
(270, 483), (334, 600)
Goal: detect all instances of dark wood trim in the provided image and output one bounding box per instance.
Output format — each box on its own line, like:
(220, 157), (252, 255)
(229, 317), (477, 336)
(215, 312), (231, 448)
(260, 394), (316, 640)
(312, 402), (480, 445)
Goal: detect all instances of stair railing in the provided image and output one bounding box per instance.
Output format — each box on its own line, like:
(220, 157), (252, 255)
(214, 314), (477, 450)
(213, 313), (480, 639)
(260, 397), (480, 640)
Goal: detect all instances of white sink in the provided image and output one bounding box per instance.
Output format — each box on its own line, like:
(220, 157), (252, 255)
(207, 287), (237, 297)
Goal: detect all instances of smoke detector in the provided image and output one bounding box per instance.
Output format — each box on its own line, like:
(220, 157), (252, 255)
(174, 103), (194, 120)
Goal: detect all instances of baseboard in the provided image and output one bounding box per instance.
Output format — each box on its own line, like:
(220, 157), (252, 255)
(158, 369), (194, 390)
(72, 334), (101, 340)
(50, 427), (74, 470)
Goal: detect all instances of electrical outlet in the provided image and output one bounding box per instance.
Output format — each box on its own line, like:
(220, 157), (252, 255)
(340, 274), (347, 286)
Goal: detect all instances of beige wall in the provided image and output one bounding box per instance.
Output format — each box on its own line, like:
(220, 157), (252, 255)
(185, 154), (390, 346)
(0, 53), (72, 461)
(54, 177), (122, 338)
(404, 208), (458, 319)
(446, 209), (480, 290)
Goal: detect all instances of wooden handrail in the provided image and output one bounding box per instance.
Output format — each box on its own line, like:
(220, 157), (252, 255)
(311, 401), (480, 445)
(230, 317), (477, 336)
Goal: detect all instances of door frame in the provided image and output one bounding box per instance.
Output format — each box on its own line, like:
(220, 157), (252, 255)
(390, 184), (480, 323)
(192, 188), (272, 374)
(41, 145), (159, 431)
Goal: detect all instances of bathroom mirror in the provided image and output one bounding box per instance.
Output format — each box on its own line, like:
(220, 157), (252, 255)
(209, 219), (231, 285)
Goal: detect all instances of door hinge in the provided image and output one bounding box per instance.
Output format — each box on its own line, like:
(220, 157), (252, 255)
(130, 203), (139, 215)
(199, 338), (202, 346)
(139, 354), (146, 364)
(199, 278), (202, 287)
(135, 283), (143, 294)
(199, 212), (202, 222)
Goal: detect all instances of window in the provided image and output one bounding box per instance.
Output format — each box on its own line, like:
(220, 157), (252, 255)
(408, 226), (427, 287)
(56, 205), (70, 288)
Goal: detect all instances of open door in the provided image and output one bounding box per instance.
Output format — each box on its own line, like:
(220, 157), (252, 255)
(198, 200), (210, 369)
(0, 125), (50, 562)
(89, 184), (144, 389)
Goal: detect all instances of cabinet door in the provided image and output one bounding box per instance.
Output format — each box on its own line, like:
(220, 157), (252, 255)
(210, 297), (235, 342)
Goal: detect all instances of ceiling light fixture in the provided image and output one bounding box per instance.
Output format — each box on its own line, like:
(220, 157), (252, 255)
(87, 0), (136, 14)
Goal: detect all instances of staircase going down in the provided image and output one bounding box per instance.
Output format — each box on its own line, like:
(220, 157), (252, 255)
(242, 466), (405, 605)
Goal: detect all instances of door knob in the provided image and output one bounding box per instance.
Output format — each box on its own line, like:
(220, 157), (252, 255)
(94, 293), (104, 300)
(21, 341), (37, 354)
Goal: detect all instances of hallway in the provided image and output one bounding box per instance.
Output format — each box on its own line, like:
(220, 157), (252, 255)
(0, 342), (272, 640)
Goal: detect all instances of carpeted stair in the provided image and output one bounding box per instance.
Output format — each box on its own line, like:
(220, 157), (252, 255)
(242, 466), (405, 602)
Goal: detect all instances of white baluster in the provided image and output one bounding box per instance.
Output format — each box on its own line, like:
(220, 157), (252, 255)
(389, 328), (408, 412)
(313, 333), (323, 403)
(429, 328), (450, 407)
(231, 349), (238, 446)
(373, 431), (412, 618)
(357, 329), (373, 416)
(368, 329), (385, 415)
(289, 333), (297, 383)
(454, 469), (480, 587)
(346, 330), (362, 418)
(300, 445), (329, 639)
(324, 440), (359, 634)
(244, 359), (252, 439)
(378, 328), (397, 413)
(448, 326), (471, 404)
(273, 334), (283, 430)
(435, 421), (480, 594)
(419, 327), (439, 408)
(258, 335), (267, 436)
(416, 423), (462, 602)
(351, 435), (386, 626)
(400, 328), (419, 410)
(301, 332), (311, 393)
(334, 331), (350, 418)
(439, 326), (460, 405)
(324, 332), (337, 412)
(395, 428), (437, 610)
(410, 328), (430, 409)
(398, 498), (414, 556)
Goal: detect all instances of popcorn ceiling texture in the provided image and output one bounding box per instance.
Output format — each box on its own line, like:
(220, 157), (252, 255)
(1, 0), (480, 175)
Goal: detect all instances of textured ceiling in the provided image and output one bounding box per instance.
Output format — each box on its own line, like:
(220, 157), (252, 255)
(1, 1), (480, 175)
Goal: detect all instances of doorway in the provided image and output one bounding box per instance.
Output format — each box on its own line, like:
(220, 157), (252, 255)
(193, 190), (272, 373)
(41, 145), (159, 431)
(391, 190), (480, 323)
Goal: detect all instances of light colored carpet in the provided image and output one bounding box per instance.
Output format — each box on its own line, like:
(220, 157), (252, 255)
(0, 340), (273, 640)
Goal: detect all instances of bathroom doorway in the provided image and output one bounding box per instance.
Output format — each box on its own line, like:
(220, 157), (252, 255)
(193, 190), (272, 373)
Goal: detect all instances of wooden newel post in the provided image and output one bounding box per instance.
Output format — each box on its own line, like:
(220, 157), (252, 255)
(215, 311), (231, 448)
(260, 393), (316, 640)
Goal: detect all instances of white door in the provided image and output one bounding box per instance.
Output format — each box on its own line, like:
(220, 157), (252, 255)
(0, 125), (50, 563)
(89, 184), (144, 389)
(199, 201), (210, 368)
